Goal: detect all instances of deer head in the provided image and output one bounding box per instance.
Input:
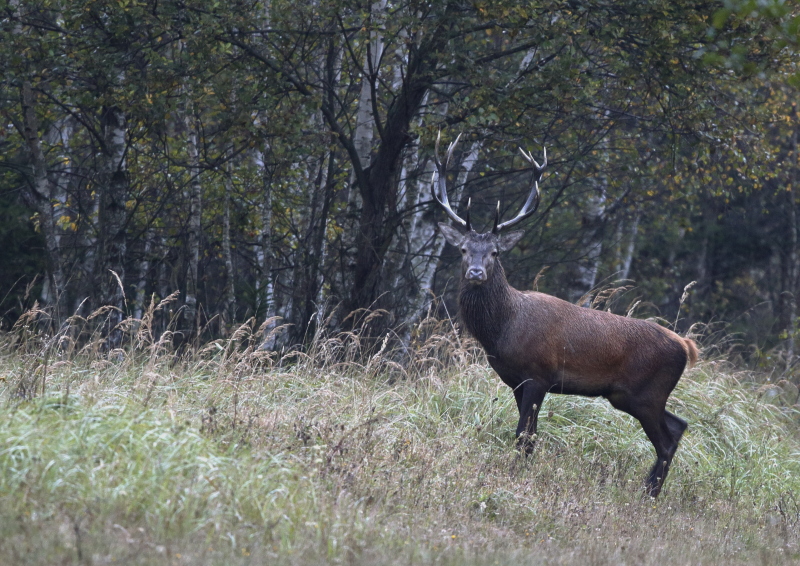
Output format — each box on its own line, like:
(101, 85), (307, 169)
(432, 133), (547, 285)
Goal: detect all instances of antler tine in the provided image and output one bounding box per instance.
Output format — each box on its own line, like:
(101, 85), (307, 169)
(518, 146), (547, 180)
(494, 146), (547, 233)
(431, 132), (470, 230)
(494, 181), (541, 233)
(445, 132), (462, 168)
(434, 131), (463, 168)
(434, 130), (443, 167)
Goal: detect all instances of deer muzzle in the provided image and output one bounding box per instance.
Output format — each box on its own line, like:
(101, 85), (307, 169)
(466, 267), (487, 283)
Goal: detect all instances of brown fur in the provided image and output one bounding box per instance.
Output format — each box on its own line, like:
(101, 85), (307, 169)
(440, 223), (697, 498)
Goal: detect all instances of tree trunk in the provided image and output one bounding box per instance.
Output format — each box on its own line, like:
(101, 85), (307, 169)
(304, 148), (335, 334)
(19, 80), (65, 315)
(353, 1), (386, 170)
(617, 209), (640, 282)
(784, 125), (798, 362)
(222, 160), (236, 331)
(96, 104), (129, 347)
(347, 81), (443, 316)
(399, 140), (481, 334)
(325, 12), (453, 321)
(133, 235), (153, 321)
(569, 120), (614, 306)
(569, 185), (607, 306)
(73, 189), (101, 316)
(183, 110), (203, 340)
(253, 147), (280, 347)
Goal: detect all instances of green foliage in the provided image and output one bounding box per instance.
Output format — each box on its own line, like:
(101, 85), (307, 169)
(706, 0), (798, 78)
(0, 0), (798, 351)
(0, 183), (45, 326)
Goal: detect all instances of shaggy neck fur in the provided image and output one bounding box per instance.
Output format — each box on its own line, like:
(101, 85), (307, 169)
(458, 261), (515, 355)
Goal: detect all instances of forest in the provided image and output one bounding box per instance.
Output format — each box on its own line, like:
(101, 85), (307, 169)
(5, 3), (800, 564)
(1, 0), (799, 358)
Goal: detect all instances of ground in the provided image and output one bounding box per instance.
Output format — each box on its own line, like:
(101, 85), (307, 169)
(1, 319), (799, 565)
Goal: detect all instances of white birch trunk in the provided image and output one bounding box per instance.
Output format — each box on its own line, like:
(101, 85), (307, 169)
(394, 49), (538, 332)
(19, 78), (65, 311)
(570, 118), (612, 306)
(312, 149), (332, 324)
(253, 148), (279, 347)
(254, 150), (273, 314)
(100, 103), (129, 348)
(572, 187), (606, 306)
(344, 1), (384, 239)
(618, 210), (639, 282)
(354, 73), (375, 172)
(353, 0), (386, 170)
(389, 96), (447, 292)
(396, 94), (443, 216)
(184, 110), (202, 335)
(98, 104), (128, 305)
(133, 236), (153, 321)
(9, 0), (48, 253)
(254, 1), (273, 328)
(399, 140), (482, 333)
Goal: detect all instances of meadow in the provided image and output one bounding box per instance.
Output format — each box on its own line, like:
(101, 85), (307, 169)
(2, 304), (800, 565)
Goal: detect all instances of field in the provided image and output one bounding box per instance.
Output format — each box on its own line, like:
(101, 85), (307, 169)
(2, 311), (800, 565)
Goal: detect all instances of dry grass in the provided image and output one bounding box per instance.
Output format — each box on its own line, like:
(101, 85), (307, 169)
(1, 304), (800, 565)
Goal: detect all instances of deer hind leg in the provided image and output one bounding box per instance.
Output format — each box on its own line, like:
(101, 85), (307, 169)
(636, 410), (678, 498)
(607, 393), (675, 498)
(643, 410), (689, 495)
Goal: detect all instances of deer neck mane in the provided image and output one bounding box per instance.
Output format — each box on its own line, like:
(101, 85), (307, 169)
(458, 262), (515, 353)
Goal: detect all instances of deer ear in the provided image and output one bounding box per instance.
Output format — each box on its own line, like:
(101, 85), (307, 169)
(497, 230), (524, 252)
(438, 223), (464, 246)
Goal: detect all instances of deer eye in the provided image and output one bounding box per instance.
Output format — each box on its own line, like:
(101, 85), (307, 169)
(491, 250), (498, 257)
(461, 248), (467, 254)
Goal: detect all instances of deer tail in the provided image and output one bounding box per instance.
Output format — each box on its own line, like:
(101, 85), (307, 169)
(682, 338), (699, 369)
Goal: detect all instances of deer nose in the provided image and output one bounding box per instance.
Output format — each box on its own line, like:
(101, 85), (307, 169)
(466, 267), (486, 281)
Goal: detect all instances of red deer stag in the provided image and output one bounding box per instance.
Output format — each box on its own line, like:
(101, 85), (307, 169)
(432, 133), (698, 497)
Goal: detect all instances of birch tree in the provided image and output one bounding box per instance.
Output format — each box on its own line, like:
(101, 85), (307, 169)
(1, 0), (795, 354)
(183, 105), (203, 338)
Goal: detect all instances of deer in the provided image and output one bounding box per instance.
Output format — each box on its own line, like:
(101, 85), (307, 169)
(431, 133), (698, 498)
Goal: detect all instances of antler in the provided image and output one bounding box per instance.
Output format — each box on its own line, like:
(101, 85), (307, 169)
(492, 146), (547, 233)
(431, 132), (472, 231)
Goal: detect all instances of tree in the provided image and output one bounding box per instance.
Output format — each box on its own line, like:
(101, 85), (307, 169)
(1, 0), (797, 357)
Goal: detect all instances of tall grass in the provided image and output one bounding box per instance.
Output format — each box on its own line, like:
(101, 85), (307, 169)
(1, 304), (800, 565)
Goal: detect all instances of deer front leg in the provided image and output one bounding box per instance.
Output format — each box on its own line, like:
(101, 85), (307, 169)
(513, 381), (547, 455)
